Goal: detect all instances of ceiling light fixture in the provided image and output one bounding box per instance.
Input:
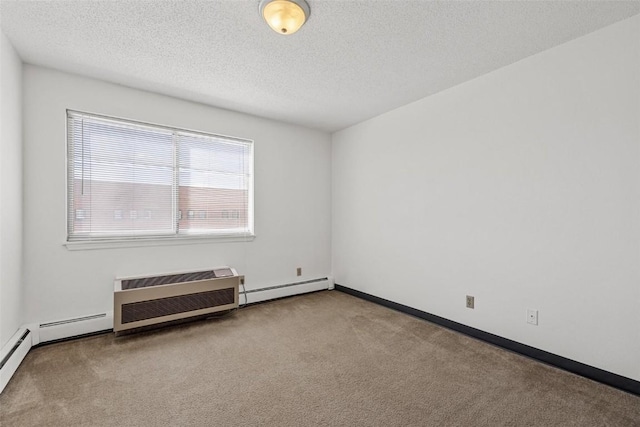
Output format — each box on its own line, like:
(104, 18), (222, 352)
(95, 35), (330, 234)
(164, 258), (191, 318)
(259, 0), (310, 35)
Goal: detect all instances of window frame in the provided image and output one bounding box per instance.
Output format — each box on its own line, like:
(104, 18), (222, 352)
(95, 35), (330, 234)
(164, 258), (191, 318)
(65, 110), (255, 249)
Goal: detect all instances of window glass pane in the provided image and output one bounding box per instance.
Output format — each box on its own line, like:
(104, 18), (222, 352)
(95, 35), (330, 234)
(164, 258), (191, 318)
(177, 134), (251, 234)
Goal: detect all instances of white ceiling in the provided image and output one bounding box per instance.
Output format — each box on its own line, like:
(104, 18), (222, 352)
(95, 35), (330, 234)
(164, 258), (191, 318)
(1, 1), (639, 132)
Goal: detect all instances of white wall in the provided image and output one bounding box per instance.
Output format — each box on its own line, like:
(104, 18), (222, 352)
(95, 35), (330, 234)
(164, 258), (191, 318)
(0, 30), (24, 348)
(22, 65), (331, 324)
(332, 15), (640, 381)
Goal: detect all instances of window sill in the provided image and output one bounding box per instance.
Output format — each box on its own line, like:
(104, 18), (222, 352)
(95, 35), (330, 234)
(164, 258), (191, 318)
(64, 234), (256, 251)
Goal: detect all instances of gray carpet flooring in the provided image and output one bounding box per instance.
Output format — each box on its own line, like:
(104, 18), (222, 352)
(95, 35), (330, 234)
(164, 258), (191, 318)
(1, 290), (639, 426)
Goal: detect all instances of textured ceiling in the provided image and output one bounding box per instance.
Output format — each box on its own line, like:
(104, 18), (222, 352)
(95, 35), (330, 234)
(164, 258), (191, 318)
(1, 1), (639, 132)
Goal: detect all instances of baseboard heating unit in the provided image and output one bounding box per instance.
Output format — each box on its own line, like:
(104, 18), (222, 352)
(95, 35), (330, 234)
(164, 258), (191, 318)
(0, 329), (32, 394)
(241, 277), (334, 305)
(114, 267), (241, 334)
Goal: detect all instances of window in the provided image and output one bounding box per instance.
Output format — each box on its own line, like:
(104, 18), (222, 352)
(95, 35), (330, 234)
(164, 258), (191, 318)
(67, 111), (253, 242)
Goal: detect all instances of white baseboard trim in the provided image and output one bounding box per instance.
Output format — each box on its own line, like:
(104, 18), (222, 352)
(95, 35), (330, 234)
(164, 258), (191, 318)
(0, 328), (32, 394)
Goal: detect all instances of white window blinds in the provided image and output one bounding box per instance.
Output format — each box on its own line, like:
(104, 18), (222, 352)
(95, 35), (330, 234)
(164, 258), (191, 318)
(67, 111), (253, 241)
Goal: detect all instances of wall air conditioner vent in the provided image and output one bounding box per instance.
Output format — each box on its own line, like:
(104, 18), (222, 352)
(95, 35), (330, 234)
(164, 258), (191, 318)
(121, 270), (233, 290)
(121, 288), (235, 324)
(114, 267), (241, 334)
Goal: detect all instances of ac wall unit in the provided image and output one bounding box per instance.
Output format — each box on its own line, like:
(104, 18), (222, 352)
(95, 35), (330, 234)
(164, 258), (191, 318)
(114, 267), (241, 334)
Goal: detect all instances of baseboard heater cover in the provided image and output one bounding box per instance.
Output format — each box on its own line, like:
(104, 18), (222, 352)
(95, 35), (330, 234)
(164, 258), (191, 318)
(40, 313), (107, 329)
(34, 313), (113, 345)
(240, 277), (333, 305)
(114, 267), (241, 333)
(0, 329), (32, 394)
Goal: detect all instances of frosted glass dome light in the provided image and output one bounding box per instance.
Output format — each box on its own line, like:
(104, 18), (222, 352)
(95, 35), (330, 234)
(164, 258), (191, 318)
(259, 0), (310, 35)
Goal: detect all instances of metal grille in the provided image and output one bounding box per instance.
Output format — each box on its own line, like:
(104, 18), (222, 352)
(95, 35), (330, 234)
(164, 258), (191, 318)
(121, 288), (235, 323)
(122, 271), (219, 290)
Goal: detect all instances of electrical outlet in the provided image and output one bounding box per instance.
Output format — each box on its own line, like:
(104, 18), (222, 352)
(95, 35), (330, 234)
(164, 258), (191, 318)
(527, 309), (538, 325)
(466, 295), (474, 309)
(296, 267), (302, 276)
